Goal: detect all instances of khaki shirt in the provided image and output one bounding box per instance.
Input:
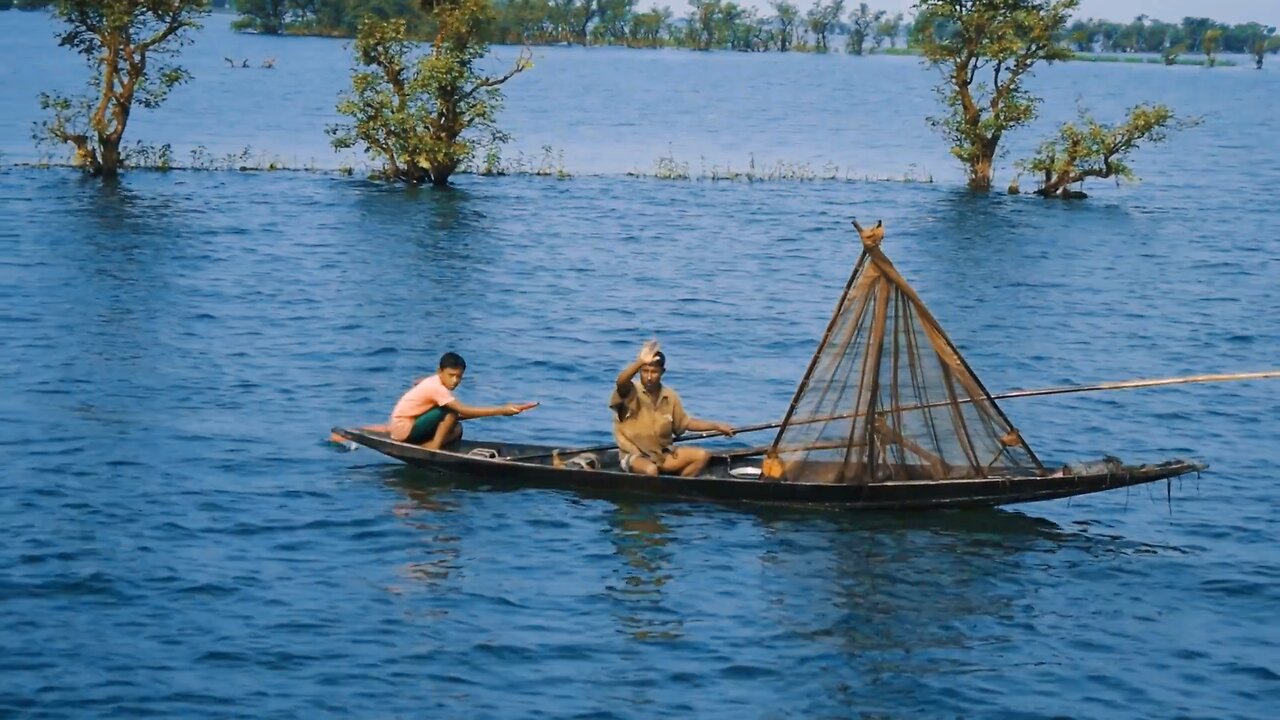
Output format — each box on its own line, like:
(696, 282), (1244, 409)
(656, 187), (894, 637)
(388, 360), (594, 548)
(609, 381), (689, 460)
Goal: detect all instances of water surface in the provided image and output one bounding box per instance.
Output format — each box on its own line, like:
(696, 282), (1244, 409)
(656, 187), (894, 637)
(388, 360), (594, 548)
(1, 12), (1278, 719)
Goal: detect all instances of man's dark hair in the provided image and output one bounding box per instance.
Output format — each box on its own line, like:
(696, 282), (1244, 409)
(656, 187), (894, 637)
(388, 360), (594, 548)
(649, 351), (666, 369)
(439, 352), (467, 371)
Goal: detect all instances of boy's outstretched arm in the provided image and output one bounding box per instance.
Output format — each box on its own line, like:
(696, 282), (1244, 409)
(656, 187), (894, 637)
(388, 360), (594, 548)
(446, 400), (538, 420)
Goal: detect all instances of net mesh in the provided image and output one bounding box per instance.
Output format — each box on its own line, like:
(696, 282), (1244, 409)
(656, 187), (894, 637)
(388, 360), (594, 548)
(765, 226), (1043, 484)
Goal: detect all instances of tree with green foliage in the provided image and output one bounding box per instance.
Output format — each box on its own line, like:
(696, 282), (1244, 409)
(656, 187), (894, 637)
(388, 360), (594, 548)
(627, 6), (670, 47)
(846, 3), (884, 55)
(915, 0), (1076, 191)
(1249, 28), (1280, 69)
(875, 12), (904, 48)
(592, 0), (635, 45)
(770, 1), (798, 51)
(329, 0), (530, 186)
(1120, 14), (1147, 52)
(0, 0), (14, 10)
(1019, 104), (1199, 198)
(231, 0), (289, 35)
(722, 4), (761, 51)
(1179, 16), (1213, 51)
(560, 0), (598, 45)
(686, 0), (717, 50)
(286, 0), (349, 34)
(1063, 19), (1086, 49)
(805, 0), (843, 52)
(35, 0), (206, 179)
(1201, 27), (1221, 66)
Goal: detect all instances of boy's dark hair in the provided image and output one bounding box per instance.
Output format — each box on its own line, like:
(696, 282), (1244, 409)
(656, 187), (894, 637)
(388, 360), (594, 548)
(439, 352), (467, 371)
(650, 351), (666, 369)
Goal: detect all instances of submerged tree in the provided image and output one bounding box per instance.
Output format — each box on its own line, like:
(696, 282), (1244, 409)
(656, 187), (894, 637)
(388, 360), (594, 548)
(806, 0), (843, 52)
(1248, 26), (1279, 69)
(1019, 103), (1200, 199)
(35, 0), (206, 178)
(915, 0), (1076, 191)
(846, 3), (884, 55)
(231, 0), (289, 35)
(803, 0), (844, 51)
(329, 0), (531, 186)
(770, 0), (798, 52)
(875, 12), (904, 49)
(1201, 27), (1222, 67)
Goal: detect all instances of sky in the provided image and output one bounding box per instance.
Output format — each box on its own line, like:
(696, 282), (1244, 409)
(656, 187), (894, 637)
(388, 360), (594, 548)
(720, 1), (1280, 27)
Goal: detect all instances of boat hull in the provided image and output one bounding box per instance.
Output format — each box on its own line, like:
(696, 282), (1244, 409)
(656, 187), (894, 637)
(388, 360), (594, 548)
(332, 428), (1205, 511)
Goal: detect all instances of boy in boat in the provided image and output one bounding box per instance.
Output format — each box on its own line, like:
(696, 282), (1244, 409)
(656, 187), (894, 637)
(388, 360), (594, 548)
(610, 340), (734, 477)
(335, 352), (537, 450)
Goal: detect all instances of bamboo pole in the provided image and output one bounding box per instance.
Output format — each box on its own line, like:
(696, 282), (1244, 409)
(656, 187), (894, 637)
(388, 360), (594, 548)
(721, 368), (1280, 442)
(506, 369), (1280, 461)
(989, 370), (1280, 400)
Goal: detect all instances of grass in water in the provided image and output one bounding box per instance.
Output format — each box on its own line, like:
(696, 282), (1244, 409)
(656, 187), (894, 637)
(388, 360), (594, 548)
(1070, 52), (1236, 66)
(629, 150), (933, 184)
(11, 144), (932, 185)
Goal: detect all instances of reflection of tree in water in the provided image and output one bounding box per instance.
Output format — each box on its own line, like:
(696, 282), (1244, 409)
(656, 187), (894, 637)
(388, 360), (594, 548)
(352, 183), (484, 268)
(605, 502), (682, 642)
(48, 179), (191, 441)
(350, 183), (499, 333)
(387, 475), (463, 591)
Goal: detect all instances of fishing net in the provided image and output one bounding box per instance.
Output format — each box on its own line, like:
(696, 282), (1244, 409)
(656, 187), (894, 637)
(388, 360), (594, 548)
(763, 222), (1044, 484)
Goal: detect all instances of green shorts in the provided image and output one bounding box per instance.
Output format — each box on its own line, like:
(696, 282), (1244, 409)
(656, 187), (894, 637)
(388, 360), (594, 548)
(405, 407), (454, 444)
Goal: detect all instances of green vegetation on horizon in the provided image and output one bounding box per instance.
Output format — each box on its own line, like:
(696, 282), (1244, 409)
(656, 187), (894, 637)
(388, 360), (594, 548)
(6, 0), (1277, 66)
(210, 0), (1280, 66)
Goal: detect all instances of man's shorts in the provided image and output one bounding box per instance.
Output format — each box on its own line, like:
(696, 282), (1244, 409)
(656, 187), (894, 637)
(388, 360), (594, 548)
(619, 448), (672, 473)
(405, 406), (454, 444)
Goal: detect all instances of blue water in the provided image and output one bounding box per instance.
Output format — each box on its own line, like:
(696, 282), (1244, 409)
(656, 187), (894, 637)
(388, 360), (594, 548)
(2, 12), (1279, 719)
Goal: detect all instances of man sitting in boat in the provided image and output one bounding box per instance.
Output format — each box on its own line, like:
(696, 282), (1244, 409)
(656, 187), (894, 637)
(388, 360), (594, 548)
(331, 352), (538, 450)
(610, 341), (734, 476)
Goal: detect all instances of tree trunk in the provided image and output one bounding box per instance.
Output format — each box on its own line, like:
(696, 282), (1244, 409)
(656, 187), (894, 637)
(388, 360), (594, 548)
(429, 160), (456, 186)
(1035, 172), (1089, 199)
(967, 150), (995, 191)
(98, 136), (122, 179)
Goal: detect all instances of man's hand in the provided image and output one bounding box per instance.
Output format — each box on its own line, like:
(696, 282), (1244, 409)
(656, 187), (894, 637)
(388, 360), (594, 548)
(637, 339), (661, 365)
(716, 423), (735, 438)
(505, 402), (539, 416)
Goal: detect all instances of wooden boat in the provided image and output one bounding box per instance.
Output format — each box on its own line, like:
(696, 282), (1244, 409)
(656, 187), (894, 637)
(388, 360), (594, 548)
(335, 220), (1225, 511)
(330, 428), (1205, 511)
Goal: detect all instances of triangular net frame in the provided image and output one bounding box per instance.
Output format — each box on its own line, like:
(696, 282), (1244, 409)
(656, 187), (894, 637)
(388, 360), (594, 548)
(764, 236), (1044, 484)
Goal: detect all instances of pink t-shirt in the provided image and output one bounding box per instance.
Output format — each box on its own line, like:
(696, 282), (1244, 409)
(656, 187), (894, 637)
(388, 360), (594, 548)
(388, 375), (457, 441)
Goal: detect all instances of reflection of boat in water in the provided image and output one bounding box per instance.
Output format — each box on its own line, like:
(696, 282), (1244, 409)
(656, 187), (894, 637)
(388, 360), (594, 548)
(336, 220), (1220, 511)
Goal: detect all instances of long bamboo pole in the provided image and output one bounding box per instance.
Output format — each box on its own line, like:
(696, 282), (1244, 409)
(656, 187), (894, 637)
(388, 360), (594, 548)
(506, 369), (1280, 461)
(987, 370), (1280, 400)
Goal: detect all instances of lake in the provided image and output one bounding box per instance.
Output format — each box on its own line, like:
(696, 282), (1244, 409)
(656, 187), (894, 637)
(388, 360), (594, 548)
(1, 11), (1278, 719)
